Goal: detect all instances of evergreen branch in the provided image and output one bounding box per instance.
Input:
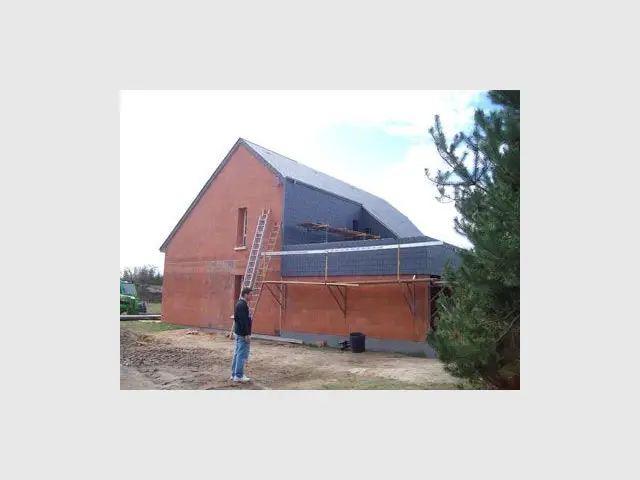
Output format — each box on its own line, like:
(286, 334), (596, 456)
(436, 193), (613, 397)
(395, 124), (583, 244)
(496, 312), (520, 345)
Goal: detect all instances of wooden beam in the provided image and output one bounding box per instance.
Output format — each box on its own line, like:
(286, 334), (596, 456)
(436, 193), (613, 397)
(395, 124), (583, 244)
(351, 278), (433, 285)
(262, 280), (359, 287)
(251, 334), (303, 344)
(263, 283), (285, 309)
(401, 282), (416, 317)
(326, 284), (347, 318)
(262, 279), (438, 287)
(298, 222), (381, 240)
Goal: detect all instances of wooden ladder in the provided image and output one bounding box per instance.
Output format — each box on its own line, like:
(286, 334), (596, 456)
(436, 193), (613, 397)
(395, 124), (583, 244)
(248, 220), (281, 317)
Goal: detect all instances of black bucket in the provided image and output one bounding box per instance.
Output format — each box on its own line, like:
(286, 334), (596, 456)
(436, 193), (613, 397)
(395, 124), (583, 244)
(350, 332), (366, 353)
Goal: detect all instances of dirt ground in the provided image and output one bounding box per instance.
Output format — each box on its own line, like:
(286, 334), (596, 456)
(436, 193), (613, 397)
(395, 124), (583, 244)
(120, 323), (461, 390)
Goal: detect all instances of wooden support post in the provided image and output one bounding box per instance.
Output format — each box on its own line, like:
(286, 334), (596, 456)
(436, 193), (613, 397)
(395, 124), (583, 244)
(397, 245), (400, 280)
(325, 252), (328, 281)
(279, 281), (283, 335)
(344, 286), (348, 321)
(411, 283), (415, 316)
(283, 284), (287, 311)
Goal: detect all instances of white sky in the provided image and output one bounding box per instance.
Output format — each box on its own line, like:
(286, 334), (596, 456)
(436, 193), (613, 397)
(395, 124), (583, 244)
(120, 90), (481, 272)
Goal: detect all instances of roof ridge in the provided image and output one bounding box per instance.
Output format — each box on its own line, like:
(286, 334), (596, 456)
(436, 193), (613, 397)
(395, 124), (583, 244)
(240, 138), (424, 239)
(241, 138), (300, 165)
(160, 137), (425, 252)
(241, 138), (399, 205)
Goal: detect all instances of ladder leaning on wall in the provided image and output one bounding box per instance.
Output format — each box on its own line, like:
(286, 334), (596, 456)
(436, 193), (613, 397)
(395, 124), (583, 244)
(242, 209), (270, 292)
(248, 219), (281, 316)
(229, 209), (281, 337)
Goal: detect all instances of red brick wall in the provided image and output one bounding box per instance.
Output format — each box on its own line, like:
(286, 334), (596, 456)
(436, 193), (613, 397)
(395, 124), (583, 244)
(256, 275), (432, 342)
(162, 145), (432, 343)
(162, 145), (283, 332)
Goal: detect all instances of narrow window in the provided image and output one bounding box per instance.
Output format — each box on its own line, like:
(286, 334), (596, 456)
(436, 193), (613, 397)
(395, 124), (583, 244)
(237, 208), (248, 246)
(352, 220), (359, 232)
(234, 275), (244, 302)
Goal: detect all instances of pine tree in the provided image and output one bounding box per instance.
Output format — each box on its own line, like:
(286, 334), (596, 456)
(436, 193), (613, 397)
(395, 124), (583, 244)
(425, 91), (519, 389)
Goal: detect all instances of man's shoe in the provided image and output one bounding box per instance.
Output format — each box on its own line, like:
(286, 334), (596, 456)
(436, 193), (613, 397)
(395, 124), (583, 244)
(229, 376), (237, 381)
(234, 376), (251, 383)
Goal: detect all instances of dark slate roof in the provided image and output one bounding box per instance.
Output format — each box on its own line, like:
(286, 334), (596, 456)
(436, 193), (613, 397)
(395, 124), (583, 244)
(280, 236), (462, 277)
(160, 138), (424, 252)
(242, 139), (424, 238)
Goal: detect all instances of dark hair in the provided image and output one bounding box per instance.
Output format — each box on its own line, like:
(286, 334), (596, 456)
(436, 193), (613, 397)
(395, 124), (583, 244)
(241, 287), (252, 297)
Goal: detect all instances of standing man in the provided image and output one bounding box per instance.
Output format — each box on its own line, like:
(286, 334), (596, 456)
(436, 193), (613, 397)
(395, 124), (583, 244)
(230, 287), (252, 382)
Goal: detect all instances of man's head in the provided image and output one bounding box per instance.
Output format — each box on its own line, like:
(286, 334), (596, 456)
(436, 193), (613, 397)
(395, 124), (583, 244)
(241, 287), (252, 300)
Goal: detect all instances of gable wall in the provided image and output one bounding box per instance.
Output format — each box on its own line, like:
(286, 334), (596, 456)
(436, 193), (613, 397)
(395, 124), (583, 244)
(162, 145), (284, 333)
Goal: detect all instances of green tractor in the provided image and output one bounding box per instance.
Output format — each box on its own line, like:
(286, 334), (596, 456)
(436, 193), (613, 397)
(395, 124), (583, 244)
(120, 280), (147, 314)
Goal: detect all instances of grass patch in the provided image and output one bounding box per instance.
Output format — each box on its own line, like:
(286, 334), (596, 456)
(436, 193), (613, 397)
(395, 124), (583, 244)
(121, 321), (186, 334)
(146, 302), (162, 314)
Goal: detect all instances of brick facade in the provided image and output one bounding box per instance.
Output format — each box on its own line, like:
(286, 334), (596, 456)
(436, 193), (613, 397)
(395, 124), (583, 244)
(161, 140), (449, 352)
(162, 144), (283, 333)
(267, 275), (431, 342)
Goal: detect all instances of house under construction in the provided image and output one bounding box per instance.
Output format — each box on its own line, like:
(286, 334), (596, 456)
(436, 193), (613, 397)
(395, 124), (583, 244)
(159, 138), (460, 356)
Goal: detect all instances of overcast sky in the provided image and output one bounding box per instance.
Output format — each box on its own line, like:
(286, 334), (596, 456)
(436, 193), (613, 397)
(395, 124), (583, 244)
(120, 90), (487, 272)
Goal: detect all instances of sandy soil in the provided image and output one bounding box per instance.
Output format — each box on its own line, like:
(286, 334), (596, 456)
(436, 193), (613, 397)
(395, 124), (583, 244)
(120, 326), (459, 390)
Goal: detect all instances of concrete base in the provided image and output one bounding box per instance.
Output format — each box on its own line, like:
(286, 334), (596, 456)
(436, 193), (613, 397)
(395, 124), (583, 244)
(280, 331), (438, 358)
(191, 327), (437, 358)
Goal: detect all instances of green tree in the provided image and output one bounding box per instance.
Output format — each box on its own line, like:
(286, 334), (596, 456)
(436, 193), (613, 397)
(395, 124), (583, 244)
(425, 90), (519, 389)
(120, 265), (163, 285)
(121, 267), (134, 283)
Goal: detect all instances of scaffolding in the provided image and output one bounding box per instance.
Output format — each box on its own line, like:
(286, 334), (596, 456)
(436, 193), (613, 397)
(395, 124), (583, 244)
(298, 222), (381, 241)
(256, 240), (448, 328)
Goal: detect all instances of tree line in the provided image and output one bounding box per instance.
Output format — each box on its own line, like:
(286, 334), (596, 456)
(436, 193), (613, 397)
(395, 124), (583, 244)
(120, 265), (163, 285)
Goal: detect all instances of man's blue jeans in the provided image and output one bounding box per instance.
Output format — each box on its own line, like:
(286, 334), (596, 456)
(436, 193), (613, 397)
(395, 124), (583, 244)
(231, 335), (250, 378)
